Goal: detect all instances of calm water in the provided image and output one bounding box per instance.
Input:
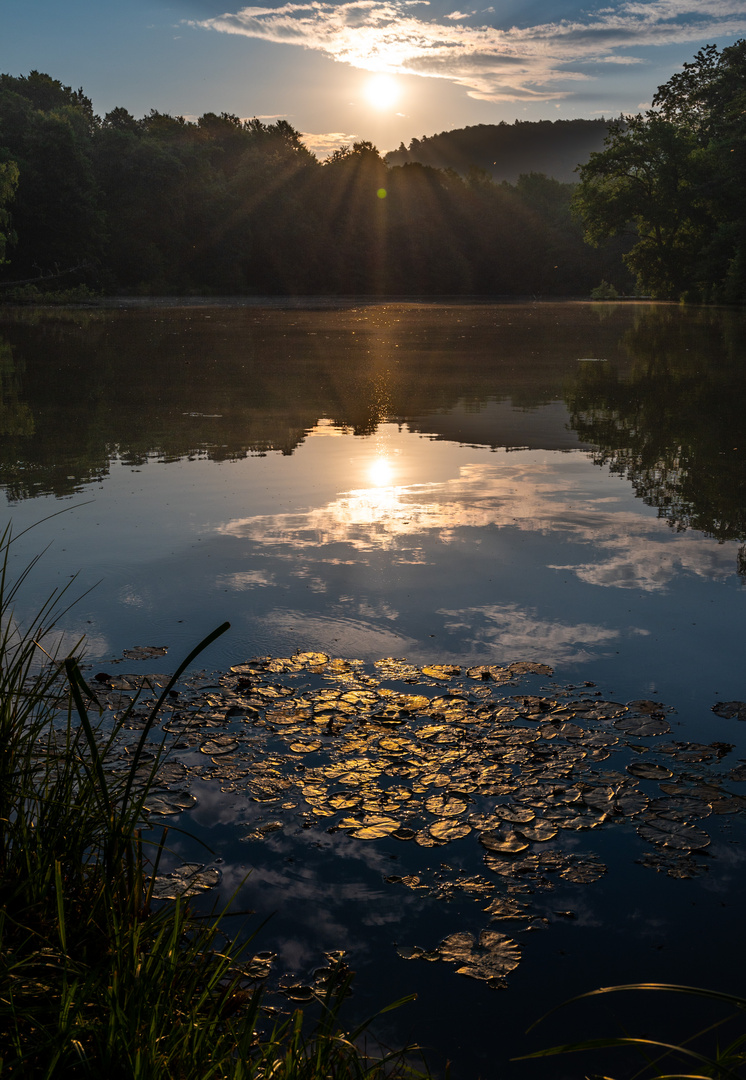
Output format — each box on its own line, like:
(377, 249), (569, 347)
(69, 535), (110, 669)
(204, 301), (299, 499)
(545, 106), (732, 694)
(2, 300), (746, 1077)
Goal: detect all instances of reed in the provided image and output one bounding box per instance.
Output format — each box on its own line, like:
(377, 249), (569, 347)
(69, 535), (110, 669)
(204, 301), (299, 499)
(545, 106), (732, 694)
(521, 982), (746, 1079)
(0, 525), (425, 1078)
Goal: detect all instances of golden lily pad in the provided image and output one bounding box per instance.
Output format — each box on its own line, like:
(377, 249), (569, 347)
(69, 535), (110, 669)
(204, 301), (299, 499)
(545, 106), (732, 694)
(294, 652), (330, 666)
(439, 930), (521, 983)
(515, 819), (558, 842)
(479, 830), (529, 855)
(430, 820), (472, 841)
(425, 793), (468, 817)
(350, 815), (401, 839)
(422, 665), (461, 679)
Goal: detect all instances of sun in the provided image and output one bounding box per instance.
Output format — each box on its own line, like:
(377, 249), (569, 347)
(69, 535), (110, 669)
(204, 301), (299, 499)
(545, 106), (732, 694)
(363, 73), (400, 110)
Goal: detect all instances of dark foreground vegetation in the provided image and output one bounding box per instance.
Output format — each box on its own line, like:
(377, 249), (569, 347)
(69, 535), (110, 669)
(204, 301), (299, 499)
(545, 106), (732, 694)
(0, 528), (426, 1078)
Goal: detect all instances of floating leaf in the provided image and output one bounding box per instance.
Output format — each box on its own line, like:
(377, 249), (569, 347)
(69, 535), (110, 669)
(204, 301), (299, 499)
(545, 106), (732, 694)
(626, 761), (672, 780)
(150, 863), (220, 899)
(508, 662), (552, 676)
(485, 897), (529, 921)
(479, 830), (529, 855)
(350, 815), (400, 840)
(289, 740), (323, 754)
(144, 790), (197, 815)
(515, 819), (558, 842)
(493, 805), (535, 825)
(294, 652), (330, 666)
(637, 850), (708, 879)
(430, 820), (472, 841)
(122, 645), (168, 660)
(637, 816), (710, 851)
(425, 793), (468, 817)
(422, 665), (461, 679)
(438, 930), (520, 983)
(614, 715), (671, 737)
(201, 737), (240, 756)
(712, 701), (746, 721)
(283, 984), (315, 1002)
(246, 952), (275, 979)
(560, 858), (607, 883)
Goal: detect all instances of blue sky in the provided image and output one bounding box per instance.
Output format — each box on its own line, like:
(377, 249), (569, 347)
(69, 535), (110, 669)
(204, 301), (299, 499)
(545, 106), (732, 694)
(3, 0), (746, 156)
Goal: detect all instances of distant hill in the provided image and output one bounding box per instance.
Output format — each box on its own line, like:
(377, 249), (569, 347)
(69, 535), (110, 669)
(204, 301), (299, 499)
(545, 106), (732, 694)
(384, 119), (612, 184)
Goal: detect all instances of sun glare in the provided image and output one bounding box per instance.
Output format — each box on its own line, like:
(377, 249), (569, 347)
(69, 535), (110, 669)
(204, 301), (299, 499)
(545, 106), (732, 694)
(368, 456), (394, 487)
(363, 74), (400, 110)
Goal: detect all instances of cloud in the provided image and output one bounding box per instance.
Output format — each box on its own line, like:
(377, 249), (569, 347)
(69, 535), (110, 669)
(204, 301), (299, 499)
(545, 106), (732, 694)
(189, 0), (746, 102)
(299, 130), (357, 156)
(215, 457), (741, 591)
(437, 602), (622, 664)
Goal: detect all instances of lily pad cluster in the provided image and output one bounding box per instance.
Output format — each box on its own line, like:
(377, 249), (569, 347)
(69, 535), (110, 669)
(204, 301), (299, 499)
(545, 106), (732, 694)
(87, 651), (746, 988)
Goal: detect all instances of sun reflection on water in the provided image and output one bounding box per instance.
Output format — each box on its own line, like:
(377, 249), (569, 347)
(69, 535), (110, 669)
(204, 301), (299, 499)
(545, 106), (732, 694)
(368, 456), (393, 487)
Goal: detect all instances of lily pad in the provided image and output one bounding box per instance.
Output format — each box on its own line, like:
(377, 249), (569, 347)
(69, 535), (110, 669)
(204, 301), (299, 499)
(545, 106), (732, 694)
(294, 652), (330, 666)
(559, 858), (607, 884)
(430, 820), (472, 841)
(150, 863), (221, 899)
(122, 645), (168, 660)
(712, 701), (746, 721)
(614, 715), (671, 737)
(479, 830), (529, 855)
(438, 930), (521, 983)
(425, 793), (468, 817)
(350, 815), (401, 840)
(626, 761), (672, 780)
(144, 790), (197, 815)
(637, 816), (710, 851)
(515, 819), (558, 842)
(422, 665), (461, 679)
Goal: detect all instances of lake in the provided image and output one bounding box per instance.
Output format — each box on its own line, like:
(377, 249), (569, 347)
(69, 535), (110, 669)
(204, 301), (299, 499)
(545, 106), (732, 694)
(2, 299), (746, 1078)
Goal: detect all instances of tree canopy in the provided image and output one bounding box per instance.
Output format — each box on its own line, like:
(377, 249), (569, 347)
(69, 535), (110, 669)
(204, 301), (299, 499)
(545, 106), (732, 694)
(574, 40), (746, 302)
(0, 70), (634, 297)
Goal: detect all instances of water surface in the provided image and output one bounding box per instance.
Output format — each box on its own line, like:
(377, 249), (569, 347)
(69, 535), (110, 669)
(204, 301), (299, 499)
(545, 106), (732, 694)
(2, 300), (746, 1077)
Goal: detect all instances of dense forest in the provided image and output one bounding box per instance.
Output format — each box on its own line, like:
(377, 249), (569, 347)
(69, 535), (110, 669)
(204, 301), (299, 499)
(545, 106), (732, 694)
(0, 72), (628, 298)
(384, 119), (611, 183)
(0, 41), (743, 300)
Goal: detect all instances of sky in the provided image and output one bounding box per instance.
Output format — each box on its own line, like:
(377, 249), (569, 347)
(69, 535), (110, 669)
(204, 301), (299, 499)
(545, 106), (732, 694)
(3, 0), (746, 157)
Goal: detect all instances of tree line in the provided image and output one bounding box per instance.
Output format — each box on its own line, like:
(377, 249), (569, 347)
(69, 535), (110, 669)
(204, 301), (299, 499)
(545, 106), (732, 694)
(575, 39), (746, 302)
(0, 42), (743, 301)
(0, 71), (627, 297)
(384, 119), (611, 184)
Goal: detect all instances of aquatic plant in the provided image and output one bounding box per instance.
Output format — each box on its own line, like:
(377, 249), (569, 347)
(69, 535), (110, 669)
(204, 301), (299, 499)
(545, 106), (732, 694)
(521, 982), (746, 1079)
(0, 525), (426, 1077)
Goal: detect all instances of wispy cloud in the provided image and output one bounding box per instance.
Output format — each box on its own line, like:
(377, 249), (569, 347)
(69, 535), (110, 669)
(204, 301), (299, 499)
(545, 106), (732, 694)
(189, 0), (746, 102)
(300, 130), (357, 156)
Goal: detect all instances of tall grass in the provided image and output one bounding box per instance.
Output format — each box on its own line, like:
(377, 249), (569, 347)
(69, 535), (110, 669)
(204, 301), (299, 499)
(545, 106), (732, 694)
(0, 525), (426, 1078)
(521, 983), (746, 1079)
